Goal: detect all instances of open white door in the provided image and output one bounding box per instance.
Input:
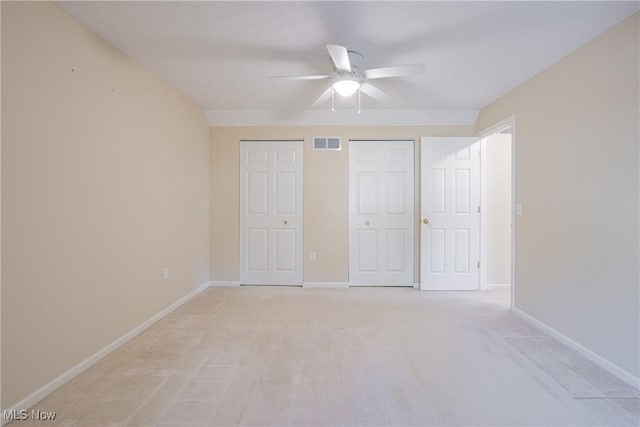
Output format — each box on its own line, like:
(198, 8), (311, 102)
(240, 141), (303, 285)
(420, 137), (480, 290)
(349, 140), (414, 286)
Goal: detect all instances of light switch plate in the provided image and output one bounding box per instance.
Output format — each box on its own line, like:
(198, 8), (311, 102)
(516, 204), (523, 216)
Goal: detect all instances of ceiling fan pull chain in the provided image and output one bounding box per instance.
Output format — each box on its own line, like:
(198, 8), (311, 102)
(331, 87), (335, 112)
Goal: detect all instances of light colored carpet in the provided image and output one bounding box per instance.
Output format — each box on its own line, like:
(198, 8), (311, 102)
(13, 286), (639, 426)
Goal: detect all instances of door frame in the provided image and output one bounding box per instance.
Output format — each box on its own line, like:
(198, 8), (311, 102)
(476, 116), (516, 311)
(238, 139), (304, 286)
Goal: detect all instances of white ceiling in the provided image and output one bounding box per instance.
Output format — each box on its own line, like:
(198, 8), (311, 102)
(56, 1), (638, 126)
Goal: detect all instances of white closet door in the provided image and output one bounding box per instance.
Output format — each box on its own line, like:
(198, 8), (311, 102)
(240, 141), (303, 285)
(349, 140), (414, 286)
(420, 137), (480, 290)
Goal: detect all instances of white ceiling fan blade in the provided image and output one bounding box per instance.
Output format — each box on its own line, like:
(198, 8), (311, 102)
(359, 82), (390, 103)
(271, 75), (330, 80)
(312, 86), (333, 107)
(326, 44), (351, 72)
(364, 63), (426, 79)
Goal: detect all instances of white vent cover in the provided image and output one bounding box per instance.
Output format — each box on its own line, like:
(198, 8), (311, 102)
(313, 136), (341, 150)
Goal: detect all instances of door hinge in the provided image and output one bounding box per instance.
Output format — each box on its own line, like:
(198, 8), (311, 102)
(477, 206), (480, 214)
(477, 261), (480, 269)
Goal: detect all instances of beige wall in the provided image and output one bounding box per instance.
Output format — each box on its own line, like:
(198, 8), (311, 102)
(2, 1), (210, 408)
(210, 126), (473, 284)
(476, 13), (639, 379)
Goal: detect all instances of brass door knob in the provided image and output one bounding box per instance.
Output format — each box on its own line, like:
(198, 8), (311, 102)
(423, 218), (429, 225)
(283, 220), (288, 225)
(365, 221), (370, 226)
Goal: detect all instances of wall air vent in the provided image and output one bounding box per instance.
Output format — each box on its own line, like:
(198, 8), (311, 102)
(313, 136), (341, 151)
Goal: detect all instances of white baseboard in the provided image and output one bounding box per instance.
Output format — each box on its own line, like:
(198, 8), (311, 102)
(2, 282), (210, 424)
(302, 282), (349, 288)
(208, 281), (240, 287)
(512, 307), (640, 390)
(486, 283), (511, 288)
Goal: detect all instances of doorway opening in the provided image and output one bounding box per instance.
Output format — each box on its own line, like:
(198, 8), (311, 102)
(479, 117), (515, 309)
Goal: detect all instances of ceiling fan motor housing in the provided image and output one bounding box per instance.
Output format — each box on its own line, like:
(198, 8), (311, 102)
(331, 50), (363, 76)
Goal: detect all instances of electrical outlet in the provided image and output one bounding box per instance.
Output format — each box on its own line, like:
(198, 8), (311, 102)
(163, 267), (169, 280)
(310, 252), (317, 262)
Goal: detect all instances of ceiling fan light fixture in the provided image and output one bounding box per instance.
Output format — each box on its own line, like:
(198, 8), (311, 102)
(332, 79), (360, 97)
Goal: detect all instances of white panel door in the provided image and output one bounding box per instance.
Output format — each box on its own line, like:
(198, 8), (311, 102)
(349, 140), (414, 286)
(240, 141), (303, 285)
(420, 137), (480, 290)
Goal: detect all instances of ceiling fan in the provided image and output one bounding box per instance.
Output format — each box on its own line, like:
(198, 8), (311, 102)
(272, 44), (426, 111)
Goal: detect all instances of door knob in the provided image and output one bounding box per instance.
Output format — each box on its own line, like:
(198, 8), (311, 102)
(422, 218), (429, 225)
(283, 220), (288, 225)
(365, 220), (370, 226)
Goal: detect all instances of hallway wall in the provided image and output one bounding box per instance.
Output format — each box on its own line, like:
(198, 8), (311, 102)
(476, 13), (639, 381)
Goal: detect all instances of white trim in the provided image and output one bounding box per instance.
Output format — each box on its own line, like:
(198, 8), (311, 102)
(413, 282), (419, 289)
(208, 281), (240, 287)
(510, 118), (517, 311)
(513, 307), (640, 390)
(302, 282), (349, 288)
(479, 136), (489, 291)
(206, 109), (480, 127)
(476, 116), (515, 138)
(1, 282), (210, 423)
(485, 283), (511, 288)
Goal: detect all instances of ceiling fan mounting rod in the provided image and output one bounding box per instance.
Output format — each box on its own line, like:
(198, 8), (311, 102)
(336, 70), (357, 79)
